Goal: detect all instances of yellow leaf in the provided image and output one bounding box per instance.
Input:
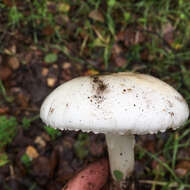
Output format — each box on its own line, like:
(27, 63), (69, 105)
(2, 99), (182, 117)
(171, 43), (183, 50)
(85, 69), (99, 76)
(26, 146), (39, 160)
(58, 3), (70, 13)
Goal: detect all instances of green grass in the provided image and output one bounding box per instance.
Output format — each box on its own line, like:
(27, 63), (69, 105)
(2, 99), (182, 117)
(0, 116), (18, 149)
(136, 120), (190, 189)
(44, 125), (61, 140)
(0, 153), (9, 167)
(0, 80), (13, 103)
(22, 115), (40, 130)
(8, 5), (24, 28)
(74, 133), (89, 160)
(0, 0), (189, 71)
(21, 153), (32, 167)
(0, 113), (39, 151)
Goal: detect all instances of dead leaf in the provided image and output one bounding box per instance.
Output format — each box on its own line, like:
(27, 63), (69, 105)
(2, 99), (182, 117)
(116, 28), (145, 47)
(175, 160), (190, 177)
(0, 66), (12, 80)
(125, 29), (144, 47)
(61, 70), (72, 81)
(41, 132), (51, 142)
(8, 56), (20, 70)
(34, 136), (46, 148)
(58, 3), (70, 13)
(112, 44), (123, 55)
(116, 31), (125, 41)
(47, 77), (57, 87)
(4, 45), (16, 55)
(113, 56), (126, 67)
(47, 1), (57, 14)
(17, 92), (29, 108)
(42, 25), (55, 36)
(26, 146), (39, 160)
(2, 0), (14, 7)
(62, 62), (71, 70)
(162, 23), (175, 45)
(63, 136), (75, 149)
(41, 68), (49, 77)
(89, 10), (104, 23)
(23, 52), (33, 64)
(84, 69), (99, 76)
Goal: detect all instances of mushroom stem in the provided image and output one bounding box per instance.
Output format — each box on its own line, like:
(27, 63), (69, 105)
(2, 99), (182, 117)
(105, 134), (135, 186)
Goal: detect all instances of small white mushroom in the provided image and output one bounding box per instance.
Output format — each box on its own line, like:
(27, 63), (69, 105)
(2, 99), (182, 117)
(40, 72), (189, 188)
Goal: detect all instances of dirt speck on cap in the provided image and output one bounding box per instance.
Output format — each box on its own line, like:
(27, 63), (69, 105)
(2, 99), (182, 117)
(92, 76), (108, 94)
(48, 107), (55, 115)
(168, 112), (174, 117)
(175, 96), (184, 103)
(89, 76), (109, 107)
(167, 100), (173, 108)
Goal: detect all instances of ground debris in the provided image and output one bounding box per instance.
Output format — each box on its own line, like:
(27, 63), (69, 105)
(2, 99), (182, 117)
(26, 146), (39, 160)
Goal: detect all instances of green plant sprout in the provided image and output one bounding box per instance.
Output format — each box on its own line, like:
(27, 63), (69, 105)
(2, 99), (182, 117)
(21, 154), (32, 167)
(0, 80), (14, 103)
(44, 125), (61, 140)
(0, 116), (18, 149)
(8, 6), (23, 28)
(22, 115), (40, 130)
(74, 133), (89, 160)
(0, 153), (9, 167)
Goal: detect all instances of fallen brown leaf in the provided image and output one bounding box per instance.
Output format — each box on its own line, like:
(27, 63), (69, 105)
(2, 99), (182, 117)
(116, 28), (145, 47)
(47, 77), (57, 87)
(89, 10), (104, 23)
(3, 0), (14, 7)
(112, 44), (123, 55)
(0, 66), (12, 80)
(34, 136), (46, 148)
(42, 25), (55, 36)
(0, 107), (9, 115)
(162, 23), (175, 45)
(62, 62), (72, 70)
(41, 68), (49, 77)
(26, 146), (39, 160)
(8, 56), (20, 70)
(113, 56), (126, 68)
(17, 92), (29, 108)
(175, 160), (190, 177)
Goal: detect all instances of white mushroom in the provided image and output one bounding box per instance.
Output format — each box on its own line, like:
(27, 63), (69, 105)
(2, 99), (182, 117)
(40, 72), (189, 188)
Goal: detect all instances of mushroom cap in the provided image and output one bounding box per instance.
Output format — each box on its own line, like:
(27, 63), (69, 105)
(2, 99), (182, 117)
(40, 72), (189, 135)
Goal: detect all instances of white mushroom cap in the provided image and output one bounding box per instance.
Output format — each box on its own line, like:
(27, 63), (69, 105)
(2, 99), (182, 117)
(40, 72), (189, 135)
